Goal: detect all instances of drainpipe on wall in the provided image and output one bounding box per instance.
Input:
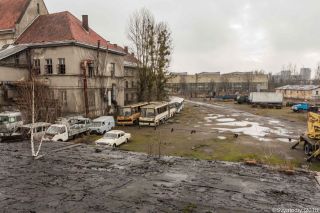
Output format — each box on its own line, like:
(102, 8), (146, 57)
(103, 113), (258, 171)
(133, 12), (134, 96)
(81, 61), (89, 117)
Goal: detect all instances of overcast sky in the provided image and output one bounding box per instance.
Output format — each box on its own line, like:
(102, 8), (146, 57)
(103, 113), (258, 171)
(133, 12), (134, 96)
(46, 0), (320, 75)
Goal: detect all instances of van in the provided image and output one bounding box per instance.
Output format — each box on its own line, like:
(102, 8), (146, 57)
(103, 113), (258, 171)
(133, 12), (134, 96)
(89, 116), (115, 135)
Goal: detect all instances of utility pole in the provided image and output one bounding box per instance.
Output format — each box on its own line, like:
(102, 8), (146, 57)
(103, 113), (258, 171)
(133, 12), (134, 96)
(96, 40), (100, 75)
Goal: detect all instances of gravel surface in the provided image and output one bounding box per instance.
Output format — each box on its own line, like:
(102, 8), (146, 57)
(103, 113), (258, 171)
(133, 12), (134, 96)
(1, 142), (320, 212)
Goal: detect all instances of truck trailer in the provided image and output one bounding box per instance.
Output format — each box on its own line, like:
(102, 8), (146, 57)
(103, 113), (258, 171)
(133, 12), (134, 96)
(249, 92), (283, 109)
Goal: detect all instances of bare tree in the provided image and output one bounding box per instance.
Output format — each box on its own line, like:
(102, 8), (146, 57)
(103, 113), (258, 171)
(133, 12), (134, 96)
(128, 8), (173, 101)
(15, 80), (60, 123)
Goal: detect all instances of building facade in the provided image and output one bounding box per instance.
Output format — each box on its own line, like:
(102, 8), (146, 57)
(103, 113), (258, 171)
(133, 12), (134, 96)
(167, 71), (268, 97)
(123, 48), (139, 105)
(0, 2), (135, 118)
(275, 85), (320, 101)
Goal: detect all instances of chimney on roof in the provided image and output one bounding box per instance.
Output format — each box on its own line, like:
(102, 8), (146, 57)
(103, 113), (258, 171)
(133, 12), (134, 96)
(124, 46), (128, 53)
(82, 15), (89, 31)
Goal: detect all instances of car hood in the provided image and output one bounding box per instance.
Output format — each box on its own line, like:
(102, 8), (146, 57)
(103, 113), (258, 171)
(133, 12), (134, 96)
(95, 138), (115, 145)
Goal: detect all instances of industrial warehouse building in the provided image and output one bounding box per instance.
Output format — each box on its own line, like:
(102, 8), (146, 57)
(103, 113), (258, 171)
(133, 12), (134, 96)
(167, 71), (268, 97)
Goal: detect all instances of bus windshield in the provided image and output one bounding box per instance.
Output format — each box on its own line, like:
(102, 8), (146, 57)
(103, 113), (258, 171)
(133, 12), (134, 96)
(141, 108), (155, 117)
(119, 107), (132, 116)
(0, 116), (9, 124)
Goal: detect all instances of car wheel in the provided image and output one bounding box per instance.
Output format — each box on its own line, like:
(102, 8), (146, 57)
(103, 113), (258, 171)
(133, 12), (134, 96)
(103, 130), (106, 135)
(304, 143), (312, 156)
(113, 144), (116, 148)
(125, 139), (128, 143)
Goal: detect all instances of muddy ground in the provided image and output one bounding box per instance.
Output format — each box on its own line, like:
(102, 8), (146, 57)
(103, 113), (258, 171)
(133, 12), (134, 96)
(119, 99), (315, 170)
(1, 141), (320, 212)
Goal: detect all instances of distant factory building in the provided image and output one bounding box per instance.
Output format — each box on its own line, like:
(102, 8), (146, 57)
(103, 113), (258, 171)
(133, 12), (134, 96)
(300, 68), (311, 80)
(167, 71), (268, 97)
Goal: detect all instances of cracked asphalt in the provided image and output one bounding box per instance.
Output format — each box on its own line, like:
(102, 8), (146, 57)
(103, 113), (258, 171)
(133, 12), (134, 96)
(1, 141), (320, 212)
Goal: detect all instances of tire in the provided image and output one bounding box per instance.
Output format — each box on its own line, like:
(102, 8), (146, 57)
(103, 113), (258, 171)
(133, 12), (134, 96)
(304, 143), (312, 156)
(102, 130), (106, 135)
(113, 144), (116, 148)
(125, 139), (128, 143)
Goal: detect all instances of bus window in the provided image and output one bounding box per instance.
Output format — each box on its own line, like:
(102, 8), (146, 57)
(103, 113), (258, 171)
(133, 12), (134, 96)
(120, 107), (132, 116)
(142, 108), (155, 117)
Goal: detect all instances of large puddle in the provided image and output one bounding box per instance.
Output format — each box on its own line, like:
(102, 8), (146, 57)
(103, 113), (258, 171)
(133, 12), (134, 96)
(186, 100), (296, 143)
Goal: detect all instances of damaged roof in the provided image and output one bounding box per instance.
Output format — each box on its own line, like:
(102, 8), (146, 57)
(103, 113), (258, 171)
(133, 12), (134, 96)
(0, 0), (30, 30)
(0, 44), (29, 61)
(276, 85), (320, 91)
(15, 11), (125, 54)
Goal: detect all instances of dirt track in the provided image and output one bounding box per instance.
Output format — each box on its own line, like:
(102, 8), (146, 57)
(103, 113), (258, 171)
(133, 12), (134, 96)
(1, 142), (320, 212)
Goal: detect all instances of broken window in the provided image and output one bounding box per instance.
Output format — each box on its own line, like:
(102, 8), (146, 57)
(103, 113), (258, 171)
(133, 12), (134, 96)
(110, 63), (115, 77)
(45, 59), (53, 74)
(33, 59), (40, 75)
(88, 62), (95, 78)
(125, 81), (129, 88)
(58, 58), (66, 74)
(132, 81), (135, 88)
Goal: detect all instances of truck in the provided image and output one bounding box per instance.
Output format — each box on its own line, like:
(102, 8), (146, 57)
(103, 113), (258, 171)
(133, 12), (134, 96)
(0, 111), (23, 141)
(43, 116), (92, 142)
(291, 112), (320, 161)
(292, 102), (309, 112)
(292, 102), (319, 113)
(249, 92), (283, 109)
(0, 122), (51, 143)
(235, 95), (249, 104)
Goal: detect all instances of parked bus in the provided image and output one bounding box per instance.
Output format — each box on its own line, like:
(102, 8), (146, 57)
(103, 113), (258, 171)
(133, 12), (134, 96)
(117, 102), (148, 125)
(170, 97), (184, 113)
(139, 102), (169, 126)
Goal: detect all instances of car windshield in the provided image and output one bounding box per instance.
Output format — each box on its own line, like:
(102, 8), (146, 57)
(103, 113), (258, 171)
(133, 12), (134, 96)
(47, 126), (65, 134)
(104, 133), (118, 139)
(119, 107), (132, 116)
(0, 116), (9, 124)
(141, 108), (155, 117)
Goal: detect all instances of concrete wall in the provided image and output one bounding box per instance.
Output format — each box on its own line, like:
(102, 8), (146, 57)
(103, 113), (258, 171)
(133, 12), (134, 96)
(0, 66), (29, 82)
(0, 32), (15, 48)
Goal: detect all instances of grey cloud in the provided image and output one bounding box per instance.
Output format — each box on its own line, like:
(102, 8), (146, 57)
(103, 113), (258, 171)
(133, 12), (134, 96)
(45, 0), (320, 74)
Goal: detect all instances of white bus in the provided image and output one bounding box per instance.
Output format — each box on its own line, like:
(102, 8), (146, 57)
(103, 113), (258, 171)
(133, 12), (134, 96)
(170, 97), (184, 113)
(139, 102), (169, 126)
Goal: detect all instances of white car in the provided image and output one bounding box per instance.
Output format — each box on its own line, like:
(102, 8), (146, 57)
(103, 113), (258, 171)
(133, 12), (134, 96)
(95, 130), (131, 147)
